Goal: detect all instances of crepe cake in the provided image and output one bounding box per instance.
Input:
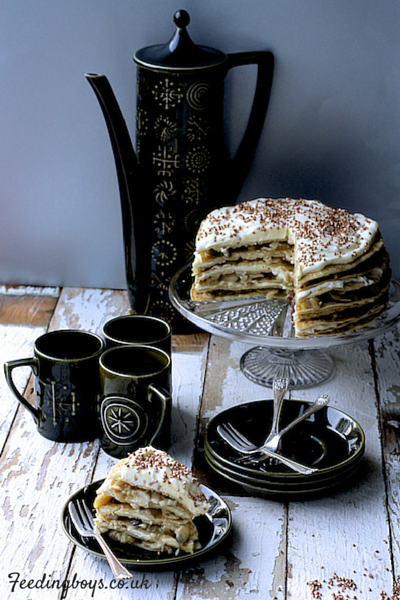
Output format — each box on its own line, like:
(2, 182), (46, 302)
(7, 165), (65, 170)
(93, 446), (209, 555)
(191, 197), (391, 337)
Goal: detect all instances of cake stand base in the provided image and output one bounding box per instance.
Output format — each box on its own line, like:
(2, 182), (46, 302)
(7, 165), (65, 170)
(240, 346), (335, 389)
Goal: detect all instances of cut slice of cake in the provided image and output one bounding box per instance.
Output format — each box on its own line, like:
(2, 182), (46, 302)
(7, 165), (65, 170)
(191, 198), (391, 337)
(93, 446), (209, 555)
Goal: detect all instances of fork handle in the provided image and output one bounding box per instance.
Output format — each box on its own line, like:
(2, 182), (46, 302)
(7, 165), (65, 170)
(93, 531), (133, 579)
(258, 447), (317, 475)
(270, 378), (288, 437)
(277, 395), (330, 439)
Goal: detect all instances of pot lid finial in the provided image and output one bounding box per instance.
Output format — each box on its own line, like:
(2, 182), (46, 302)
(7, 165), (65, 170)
(173, 9), (190, 29)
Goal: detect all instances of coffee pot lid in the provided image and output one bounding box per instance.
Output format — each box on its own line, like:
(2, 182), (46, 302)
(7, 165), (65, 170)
(134, 10), (226, 69)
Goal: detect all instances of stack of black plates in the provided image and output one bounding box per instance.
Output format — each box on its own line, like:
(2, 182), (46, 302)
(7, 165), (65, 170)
(204, 399), (365, 499)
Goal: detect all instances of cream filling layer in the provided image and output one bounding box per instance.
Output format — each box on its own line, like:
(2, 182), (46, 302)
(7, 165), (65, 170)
(194, 198), (378, 278)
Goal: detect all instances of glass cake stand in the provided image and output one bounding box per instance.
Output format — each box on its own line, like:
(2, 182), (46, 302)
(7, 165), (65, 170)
(169, 264), (400, 389)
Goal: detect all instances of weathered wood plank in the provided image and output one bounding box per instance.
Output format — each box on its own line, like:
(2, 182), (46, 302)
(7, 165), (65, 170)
(176, 496), (286, 600)
(0, 288), (59, 447)
(192, 336), (288, 597)
(373, 324), (400, 579)
(0, 293), (59, 326)
(0, 285), (60, 297)
(0, 326), (48, 450)
(169, 333), (210, 465)
(48, 287), (131, 334)
(287, 341), (393, 599)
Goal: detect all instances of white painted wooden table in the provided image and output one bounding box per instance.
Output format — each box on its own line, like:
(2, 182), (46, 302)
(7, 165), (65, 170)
(1, 285), (400, 600)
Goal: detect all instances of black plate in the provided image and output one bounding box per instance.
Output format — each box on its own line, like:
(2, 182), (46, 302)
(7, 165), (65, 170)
(205, 399), (365, 482)
(206, 454), (365, 500)
(205, 443), (364, 488)
(61, 479), (232, 570)
(204, 445), (365, 499)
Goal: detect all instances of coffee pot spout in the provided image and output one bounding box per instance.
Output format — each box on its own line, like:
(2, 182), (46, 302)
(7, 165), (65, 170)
(85, 73), (150, 314)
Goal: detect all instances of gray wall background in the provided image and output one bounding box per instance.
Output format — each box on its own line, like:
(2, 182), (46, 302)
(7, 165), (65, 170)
(1, 0), (399, 290)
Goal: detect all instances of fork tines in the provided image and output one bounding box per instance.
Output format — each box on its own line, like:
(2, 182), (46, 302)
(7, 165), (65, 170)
(78, 499), (96, 527)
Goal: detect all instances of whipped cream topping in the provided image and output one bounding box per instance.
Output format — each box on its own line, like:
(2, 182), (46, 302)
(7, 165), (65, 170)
(117, 447), (209, 516)
(194, 198), (379, 277)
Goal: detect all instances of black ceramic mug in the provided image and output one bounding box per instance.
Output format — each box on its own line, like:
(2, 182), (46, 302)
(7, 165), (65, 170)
(102, 314), (172, 355)
(4, 330), (105, 442)
(98, 345), (172, 458)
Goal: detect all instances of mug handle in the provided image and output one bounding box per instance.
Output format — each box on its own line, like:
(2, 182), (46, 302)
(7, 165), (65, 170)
(148, 384), (170, 446)
(225, 50), (274, 201)
(4, 358), (40, 424)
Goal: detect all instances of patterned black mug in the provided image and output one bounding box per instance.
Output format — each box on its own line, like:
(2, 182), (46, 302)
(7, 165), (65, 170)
(98, 345), (172, 458)
(4, 330), (105, 442)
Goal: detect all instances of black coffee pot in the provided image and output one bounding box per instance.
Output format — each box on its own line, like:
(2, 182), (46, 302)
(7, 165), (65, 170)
(86, 10), (274, 330)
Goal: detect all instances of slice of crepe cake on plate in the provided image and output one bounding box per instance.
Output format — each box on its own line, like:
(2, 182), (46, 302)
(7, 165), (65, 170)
(94, 446), (209, 555)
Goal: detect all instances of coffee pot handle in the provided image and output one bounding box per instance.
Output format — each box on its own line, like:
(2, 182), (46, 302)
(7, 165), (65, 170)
(4, 358), (40, 424)
(225, 50), (274, 200)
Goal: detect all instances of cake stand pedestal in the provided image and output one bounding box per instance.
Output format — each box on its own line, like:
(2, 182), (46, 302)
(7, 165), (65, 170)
(239, 346), (334, 389)
(169, 264), (400, 390)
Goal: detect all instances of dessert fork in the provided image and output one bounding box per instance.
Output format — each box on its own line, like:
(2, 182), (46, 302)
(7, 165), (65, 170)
(217, 422), (317, 475)
(69, 498), (133, 579)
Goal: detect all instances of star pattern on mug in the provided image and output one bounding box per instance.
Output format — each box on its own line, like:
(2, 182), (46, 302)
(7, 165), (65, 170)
(108, 406), (137, 434)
